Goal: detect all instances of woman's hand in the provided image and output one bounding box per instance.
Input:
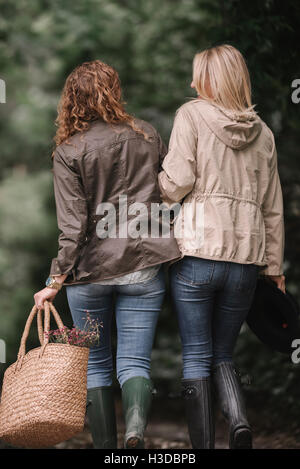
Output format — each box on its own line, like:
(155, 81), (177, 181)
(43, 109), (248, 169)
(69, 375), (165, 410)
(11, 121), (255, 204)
(34, 274), (67, 309)
(266, 274), (286, 294)
(34, 287), (59, 309)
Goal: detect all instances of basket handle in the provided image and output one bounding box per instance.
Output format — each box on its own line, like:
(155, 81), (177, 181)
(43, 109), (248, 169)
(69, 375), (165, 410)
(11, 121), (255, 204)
(16, 301), (66, 370)
(37, 302), (68, 358)
(37, 309), (45, 345)
(36, 303), (63, 344)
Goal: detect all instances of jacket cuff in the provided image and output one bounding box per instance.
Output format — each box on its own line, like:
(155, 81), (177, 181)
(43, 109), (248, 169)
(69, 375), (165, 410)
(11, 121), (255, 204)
(259, 266), (284, 276)
(49, 258), (76, 281)
(158, 171), (180, 204)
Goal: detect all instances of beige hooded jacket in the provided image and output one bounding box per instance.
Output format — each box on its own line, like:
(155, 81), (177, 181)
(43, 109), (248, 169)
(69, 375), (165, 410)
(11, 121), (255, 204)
(158, 99), (285, 276)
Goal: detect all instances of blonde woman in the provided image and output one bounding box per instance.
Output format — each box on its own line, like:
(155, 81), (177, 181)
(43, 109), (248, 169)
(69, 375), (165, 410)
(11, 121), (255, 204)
(159, 45), (285, 449)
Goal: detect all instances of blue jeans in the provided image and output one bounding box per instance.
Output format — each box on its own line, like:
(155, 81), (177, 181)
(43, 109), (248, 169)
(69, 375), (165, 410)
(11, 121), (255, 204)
(170, 256), (260, 378)
(66, 266), (165, 389)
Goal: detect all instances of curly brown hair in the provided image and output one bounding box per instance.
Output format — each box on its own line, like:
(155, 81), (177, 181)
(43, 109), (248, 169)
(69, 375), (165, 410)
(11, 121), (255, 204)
(53, 60), (148, 150)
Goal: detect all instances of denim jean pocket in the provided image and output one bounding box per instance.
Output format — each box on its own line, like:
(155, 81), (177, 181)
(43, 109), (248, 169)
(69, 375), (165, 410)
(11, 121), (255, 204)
(236, 264), (259, 294)
(176, 256), (215, 286)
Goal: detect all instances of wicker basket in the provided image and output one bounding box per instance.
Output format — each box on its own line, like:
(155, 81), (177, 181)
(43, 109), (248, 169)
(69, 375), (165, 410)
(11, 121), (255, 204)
(0, 301), (89, 448)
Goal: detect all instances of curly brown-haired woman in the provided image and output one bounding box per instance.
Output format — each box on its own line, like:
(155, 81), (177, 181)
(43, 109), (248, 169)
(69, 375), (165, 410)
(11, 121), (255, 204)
(33, 60), (180, 449)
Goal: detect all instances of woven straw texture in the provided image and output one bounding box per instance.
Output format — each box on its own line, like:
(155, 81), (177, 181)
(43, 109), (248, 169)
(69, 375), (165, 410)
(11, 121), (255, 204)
(0, 301), (89, 448)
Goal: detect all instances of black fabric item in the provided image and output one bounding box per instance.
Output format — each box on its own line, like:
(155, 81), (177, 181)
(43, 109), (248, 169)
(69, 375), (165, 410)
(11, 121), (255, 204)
(212, 361), (252, 449)
(247, 276), (300, 354)
(181, 377), (215, 449)
(86, 386), (117, 449)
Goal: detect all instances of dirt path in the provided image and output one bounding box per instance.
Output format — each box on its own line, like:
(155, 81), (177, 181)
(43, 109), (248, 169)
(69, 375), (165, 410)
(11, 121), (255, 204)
(1, 397), (298, 450)
(55, 415), (300, 450)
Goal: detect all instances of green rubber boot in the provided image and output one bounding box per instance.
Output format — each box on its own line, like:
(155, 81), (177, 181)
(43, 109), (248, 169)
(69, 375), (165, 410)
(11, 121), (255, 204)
(86, 386), (117, 449)
(122, 376), (154, 449)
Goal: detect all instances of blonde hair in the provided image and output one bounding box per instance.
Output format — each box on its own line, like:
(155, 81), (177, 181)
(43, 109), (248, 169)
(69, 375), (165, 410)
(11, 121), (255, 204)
(193, 44), (255, 113)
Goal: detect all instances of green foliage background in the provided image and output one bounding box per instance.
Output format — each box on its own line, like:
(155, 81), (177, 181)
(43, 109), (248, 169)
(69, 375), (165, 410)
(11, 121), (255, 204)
(0, 0), (300, 431)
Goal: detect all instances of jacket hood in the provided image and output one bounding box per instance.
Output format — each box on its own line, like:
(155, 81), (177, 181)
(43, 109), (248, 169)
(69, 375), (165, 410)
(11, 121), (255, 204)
(196, 100), (262, 150)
